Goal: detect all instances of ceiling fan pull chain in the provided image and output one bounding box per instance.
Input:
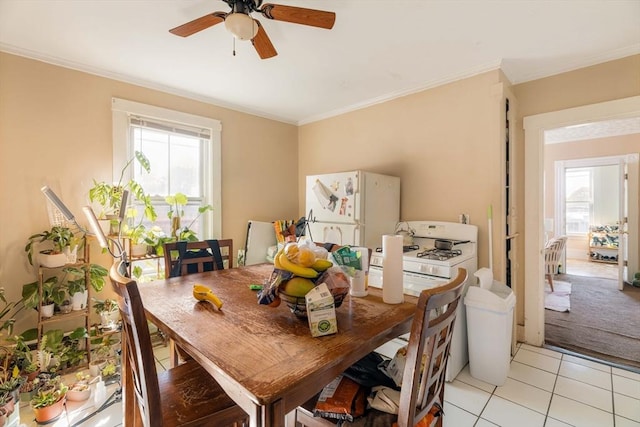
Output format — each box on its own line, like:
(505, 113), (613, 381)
(233, 37), (236, 56)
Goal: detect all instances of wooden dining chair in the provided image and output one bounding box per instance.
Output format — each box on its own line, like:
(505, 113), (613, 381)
(108, 261), (249, 427)
(163, 239), (234, 277)
(163, 239), (233, 367)
(293, 268), (468, 427)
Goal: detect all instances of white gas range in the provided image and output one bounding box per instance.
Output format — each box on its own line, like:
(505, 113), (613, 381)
(368, 221), (478, 382)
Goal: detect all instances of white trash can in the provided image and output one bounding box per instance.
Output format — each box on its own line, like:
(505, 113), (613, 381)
(464, 268), (515, 386)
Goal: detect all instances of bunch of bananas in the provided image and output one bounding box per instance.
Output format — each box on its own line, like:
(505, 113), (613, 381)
(273, 242), (333, 278)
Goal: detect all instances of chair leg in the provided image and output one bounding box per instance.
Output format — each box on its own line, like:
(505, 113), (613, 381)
(546, 274), (554, 293)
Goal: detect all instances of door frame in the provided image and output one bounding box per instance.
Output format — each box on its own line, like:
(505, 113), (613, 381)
(523, 96), (640, 346)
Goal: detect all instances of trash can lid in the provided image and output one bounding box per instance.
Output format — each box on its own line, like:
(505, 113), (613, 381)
(464, 282), (515, 312)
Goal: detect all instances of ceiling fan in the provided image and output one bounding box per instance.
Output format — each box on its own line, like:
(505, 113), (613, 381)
(169, 0), (336, 59)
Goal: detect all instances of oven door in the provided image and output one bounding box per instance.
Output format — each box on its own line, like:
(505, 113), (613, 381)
(401, 271), (449, 297)
(368, 266), (448, 297)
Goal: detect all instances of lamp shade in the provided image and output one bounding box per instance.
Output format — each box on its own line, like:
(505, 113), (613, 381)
(225, 13), (258, 40)
(83, 206), (109, 249)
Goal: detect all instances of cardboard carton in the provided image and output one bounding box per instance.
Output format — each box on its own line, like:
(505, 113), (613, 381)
(306, 283), (337, 337)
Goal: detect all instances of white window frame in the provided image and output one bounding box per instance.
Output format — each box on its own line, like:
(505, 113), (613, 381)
(111, 98), (222, 239)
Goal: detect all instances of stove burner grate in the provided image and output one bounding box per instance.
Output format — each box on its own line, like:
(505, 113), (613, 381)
(416, 248), (462, 261)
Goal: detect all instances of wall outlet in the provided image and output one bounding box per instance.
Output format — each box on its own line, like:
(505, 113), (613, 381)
(459, 214), (469, 224)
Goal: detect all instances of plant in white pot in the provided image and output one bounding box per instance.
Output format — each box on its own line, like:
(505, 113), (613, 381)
(24, 226), (77, 268)
(63, 264), (108, 311)
(21, 278), (65, 318)
(92, 298), (119, 330)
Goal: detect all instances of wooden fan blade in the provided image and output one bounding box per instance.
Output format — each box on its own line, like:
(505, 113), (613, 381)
(252, 20), (277, 59)
(169, 12), (227, 37)
(259, 4), (335, 29)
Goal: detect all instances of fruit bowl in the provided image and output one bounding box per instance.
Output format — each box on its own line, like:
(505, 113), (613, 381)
(279, 288), (348, 318)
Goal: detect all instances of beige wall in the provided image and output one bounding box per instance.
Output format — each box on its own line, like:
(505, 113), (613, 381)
(0, 52), (298, 333)
(299, 71), (509, 273)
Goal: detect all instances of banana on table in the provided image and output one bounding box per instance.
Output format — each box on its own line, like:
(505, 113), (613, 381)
(193, 284), (223, 309)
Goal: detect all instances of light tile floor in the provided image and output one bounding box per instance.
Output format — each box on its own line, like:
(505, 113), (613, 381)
(18, 343), (640, 427)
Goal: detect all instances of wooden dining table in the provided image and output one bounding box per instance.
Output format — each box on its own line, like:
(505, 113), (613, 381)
(129, 263), (417, 427)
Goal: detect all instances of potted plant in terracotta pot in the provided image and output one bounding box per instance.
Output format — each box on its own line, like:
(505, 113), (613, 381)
(24, 226), (77, 268)
(30, 377), (67, 423)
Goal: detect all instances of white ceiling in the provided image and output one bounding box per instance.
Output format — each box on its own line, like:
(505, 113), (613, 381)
(545, 117), (640, 144)
(1, 0), (639, 125)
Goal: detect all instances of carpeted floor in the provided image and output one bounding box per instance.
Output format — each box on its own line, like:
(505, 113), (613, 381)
(544, 273), (640, 369)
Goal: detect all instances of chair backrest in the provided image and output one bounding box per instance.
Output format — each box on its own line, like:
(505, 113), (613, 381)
(544, 236), (568, 272)
(109, 261), (162, 427)
(396, 267), (467, 427)
(163, 239), (233, 278)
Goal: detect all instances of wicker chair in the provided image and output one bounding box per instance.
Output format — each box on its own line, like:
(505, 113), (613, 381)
(544, 236), (568, 293)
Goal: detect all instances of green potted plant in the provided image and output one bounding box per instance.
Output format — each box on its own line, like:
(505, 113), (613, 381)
(141, 225), (170, 257)
(56, 328), (88, 370)
(122, 219), (148, 258)
(30, 377), (67, 423)
(89, 150), (157, 234)
(22, 278), (66, 318)
(0, 286), (23, 339)
(63, 264), (108, 310)
(24, 226), (77, 268)
(92, 298), (119, 329)
(166, 192), (213, 241)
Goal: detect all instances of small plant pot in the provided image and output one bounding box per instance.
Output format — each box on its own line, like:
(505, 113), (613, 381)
(31, 397), (66, 423)
(66, 383), (91, 402)
(20, 389), (37, 403)
(130, 243), (148, 258)
(71, 290), (88, 310)
(0, 393), (15, 417)
(59, 303), (72, 314)
(89, 359), (107, 377)
(100, 311), (120, 329)
(38, 252), (67, 268)
(41, 303), (55, 318)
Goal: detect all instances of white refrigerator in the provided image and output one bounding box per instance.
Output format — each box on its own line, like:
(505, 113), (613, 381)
(305, 170), (400, 250)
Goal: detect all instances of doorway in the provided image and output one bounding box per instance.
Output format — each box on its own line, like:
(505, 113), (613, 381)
(523, 96), (640, 351)
(552, 157), (625, 283)
(543, 146), (640, 366)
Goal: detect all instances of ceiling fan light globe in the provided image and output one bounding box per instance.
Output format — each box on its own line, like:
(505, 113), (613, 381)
(225, 13), (258, 41)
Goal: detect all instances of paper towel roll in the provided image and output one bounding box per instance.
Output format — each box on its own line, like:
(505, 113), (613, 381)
(474, 267), (494, 289)
(382, 235), (404, 304)
(350, 247), (369, 297)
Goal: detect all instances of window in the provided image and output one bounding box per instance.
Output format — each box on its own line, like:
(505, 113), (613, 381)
(565, 167), (592, 234)
(112, 98), (221, 240)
